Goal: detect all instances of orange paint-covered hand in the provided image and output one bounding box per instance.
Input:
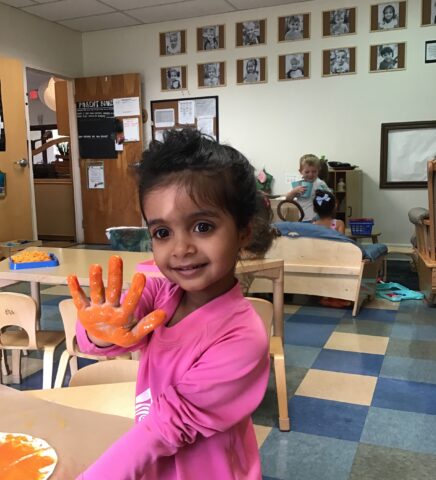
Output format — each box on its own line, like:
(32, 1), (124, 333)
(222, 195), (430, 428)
(67, 255), (166, 348)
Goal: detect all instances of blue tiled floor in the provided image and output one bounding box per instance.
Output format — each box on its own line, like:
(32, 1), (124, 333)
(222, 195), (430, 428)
(3, 258), (436, 480)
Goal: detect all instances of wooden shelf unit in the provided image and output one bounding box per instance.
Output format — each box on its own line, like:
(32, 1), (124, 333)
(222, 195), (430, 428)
(326, 169), (362, 227)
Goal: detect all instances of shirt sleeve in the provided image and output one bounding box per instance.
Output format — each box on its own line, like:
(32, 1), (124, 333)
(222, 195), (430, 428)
(75, 277), (166, 357)
(77, 322), (270, 479)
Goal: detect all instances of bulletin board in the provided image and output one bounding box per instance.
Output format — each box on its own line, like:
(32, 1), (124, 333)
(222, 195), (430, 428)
(150, 95), (219, 141)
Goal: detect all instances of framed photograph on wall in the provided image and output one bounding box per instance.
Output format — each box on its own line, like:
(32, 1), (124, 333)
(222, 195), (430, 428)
(369, 42), (406, 72)
(278, 13), (310, 41)
(421, 0), (436, 25)
(370, 2), (407, 31)
(236, 19), (266, 46)
(380, 121), (436, 188)
(159, 30), (186, 56)
(236, 57), (267, 84)
(197, 62), (226, 87)
(322, 47), (356, 76)
(160, 66), (187, 91)
(425, 40), (436, 62)
(197, 25), (225, 51)
(322, 8), (356, 36)
(278, 52), (310, 80)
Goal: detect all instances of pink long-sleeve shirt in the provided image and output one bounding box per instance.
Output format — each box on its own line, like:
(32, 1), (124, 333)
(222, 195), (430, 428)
(76, 277), (270, 480)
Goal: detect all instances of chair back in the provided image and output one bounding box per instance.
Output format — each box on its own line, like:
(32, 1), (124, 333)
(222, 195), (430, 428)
(428, 159), (436, 261)
(0, 292), (38, 349)
(69, 359), (140, 387)
(247, 297), (273, 340)
(59, 299), (79, 355)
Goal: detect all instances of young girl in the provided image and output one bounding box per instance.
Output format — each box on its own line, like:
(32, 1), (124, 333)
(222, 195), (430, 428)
(378, 4), (398, 30)
(285, 154), (330, 222)
(67, 129), (274, 479)
(330, 9), (349, 35)
(312, 189), (345, 234)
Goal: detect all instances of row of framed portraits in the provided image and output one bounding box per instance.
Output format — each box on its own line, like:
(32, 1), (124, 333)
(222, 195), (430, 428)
(159, 1), (436, 57)
(160, 42), (408, 90)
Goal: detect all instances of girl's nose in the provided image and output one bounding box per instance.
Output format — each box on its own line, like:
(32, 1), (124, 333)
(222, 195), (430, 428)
(172, 235), (195, 257)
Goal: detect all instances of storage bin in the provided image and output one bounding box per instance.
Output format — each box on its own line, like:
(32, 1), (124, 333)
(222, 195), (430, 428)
(105, 227), (152, 252)
(349, 218), (374, 236)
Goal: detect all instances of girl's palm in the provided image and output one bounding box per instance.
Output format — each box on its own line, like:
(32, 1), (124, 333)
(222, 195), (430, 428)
(67, 255), (166, 347)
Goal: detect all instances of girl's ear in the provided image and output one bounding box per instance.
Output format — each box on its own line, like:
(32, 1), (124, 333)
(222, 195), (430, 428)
(239, 223), (253, 249)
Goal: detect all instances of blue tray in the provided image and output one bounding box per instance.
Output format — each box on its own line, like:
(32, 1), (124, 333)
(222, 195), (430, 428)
(9, 253), (59, 270)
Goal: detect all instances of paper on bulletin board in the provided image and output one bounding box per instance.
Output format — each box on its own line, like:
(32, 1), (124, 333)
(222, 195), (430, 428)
(113, 97), (140, 117)
(178, 100), (195, 124)
(197, 116), (215, 139)
(195, 98), (215, 118)
(87, 162), (105, 189)
(123, 117), (140, 142)
(155, 109), (175, 128)
(154, 130), (165, 142)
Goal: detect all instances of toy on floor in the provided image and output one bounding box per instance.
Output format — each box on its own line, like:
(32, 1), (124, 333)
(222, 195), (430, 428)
(376, 282), (424, 302)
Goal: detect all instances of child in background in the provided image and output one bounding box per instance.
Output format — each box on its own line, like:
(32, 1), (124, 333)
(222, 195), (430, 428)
(244, 58), (259, 82)
(167, 68), (181, 89)
(285, 154), (330, 221)
(378, 45), (398, 70)
(68, 129), (272, 479)
(203, 63), (220, 86)
(203, 26), (219, 50)
(378, 4), (398, 29)
(286, 55), (304, 78)
(330, 49), (349, 74)
(312, 189), (345, 234)
(243, 21), (260, 45)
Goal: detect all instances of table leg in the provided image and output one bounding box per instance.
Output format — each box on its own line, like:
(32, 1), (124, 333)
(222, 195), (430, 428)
(30, 282), (41, 329)
(272, 267), (284, 341)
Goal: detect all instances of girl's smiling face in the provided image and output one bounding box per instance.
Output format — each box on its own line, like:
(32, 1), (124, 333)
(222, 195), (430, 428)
(143, 183), (250, 303)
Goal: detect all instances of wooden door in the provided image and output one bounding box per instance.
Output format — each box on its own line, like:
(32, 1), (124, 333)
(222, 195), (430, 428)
(75, 74), (143, 244)
(0, 57), (33, 242)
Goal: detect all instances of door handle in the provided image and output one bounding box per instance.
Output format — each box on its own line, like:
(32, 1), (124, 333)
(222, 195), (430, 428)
(14, 158), (29, 168)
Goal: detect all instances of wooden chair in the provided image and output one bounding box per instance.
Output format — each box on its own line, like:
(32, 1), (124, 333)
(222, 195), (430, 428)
(247, 297), (290, 431)
(54, 298), (113, 388)
(69, 359), (139, 387)
(270, 198), (304, 223)
(0, 292), (65, 389)
(411, 159), (436, 304)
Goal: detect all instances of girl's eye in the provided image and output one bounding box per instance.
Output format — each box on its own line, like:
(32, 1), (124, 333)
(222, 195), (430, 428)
(194, 222), (213, 233)
(153, 228), (170, 239)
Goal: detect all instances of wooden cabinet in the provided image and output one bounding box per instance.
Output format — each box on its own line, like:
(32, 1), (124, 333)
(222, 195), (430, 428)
(326, 169), (362, 226)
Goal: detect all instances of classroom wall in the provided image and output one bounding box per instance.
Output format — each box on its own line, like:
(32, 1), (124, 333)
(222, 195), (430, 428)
(0, 3), (83, 78)
(81, 0), (435, 246)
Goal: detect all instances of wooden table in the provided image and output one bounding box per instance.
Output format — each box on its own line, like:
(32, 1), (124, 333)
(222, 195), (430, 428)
(0, 383), (133, 479)
(0, 247), (285, 339)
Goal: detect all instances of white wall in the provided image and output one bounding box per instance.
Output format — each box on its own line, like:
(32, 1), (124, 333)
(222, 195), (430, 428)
(82, 0), (435, 246)
(0, 3), (83, 78)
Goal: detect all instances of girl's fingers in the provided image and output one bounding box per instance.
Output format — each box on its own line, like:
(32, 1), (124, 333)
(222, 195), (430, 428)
(106, 255), (123, 306)
(89, 264), (105, 304)
(121, 272), (146, 317)
(116, 309), (167, 347)
(67, 275), (90, 310)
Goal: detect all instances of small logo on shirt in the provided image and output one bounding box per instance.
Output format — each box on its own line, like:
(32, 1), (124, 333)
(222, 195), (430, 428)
(136, 388), (153, 422)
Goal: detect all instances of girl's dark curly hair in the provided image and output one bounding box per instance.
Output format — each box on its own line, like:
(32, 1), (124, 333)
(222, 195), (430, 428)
(137, 129), (276, 255)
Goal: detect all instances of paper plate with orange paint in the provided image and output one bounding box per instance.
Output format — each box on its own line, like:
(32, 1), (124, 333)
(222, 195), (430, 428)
(0, 432), (57, 480)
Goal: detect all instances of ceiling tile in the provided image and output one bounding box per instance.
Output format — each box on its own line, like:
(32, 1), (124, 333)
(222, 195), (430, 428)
(128, 0), (234, 24)
(230, 0), (311, 8)
(23, 0), (115, 21)
(58, 12), (141, 32)
(102, 0), (176, 9)
(0, 0), (36, 7)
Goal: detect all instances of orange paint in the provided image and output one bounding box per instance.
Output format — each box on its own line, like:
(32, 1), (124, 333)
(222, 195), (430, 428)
(0, 434), (56, 480)
(67, 255), (167, 347)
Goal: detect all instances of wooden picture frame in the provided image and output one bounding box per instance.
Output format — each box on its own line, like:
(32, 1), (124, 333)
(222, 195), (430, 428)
(236, 57), (267, 84)
(236, 19), (266, 47)
(278, 13), (310, 42)
(322, 7), (356, 37)
(160, 66), (187, 91)
(159, 30), (186, 56)
(369, 42), (406, 72)
(322, 47), (356, 76)
(278, 53), (310, 80)
(380, 121), (436, 188)
(197, 62), (226, 88)
(421, 0), (436, 25)
(197, 25), (225, 51)
(370, 2), (407, 31)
